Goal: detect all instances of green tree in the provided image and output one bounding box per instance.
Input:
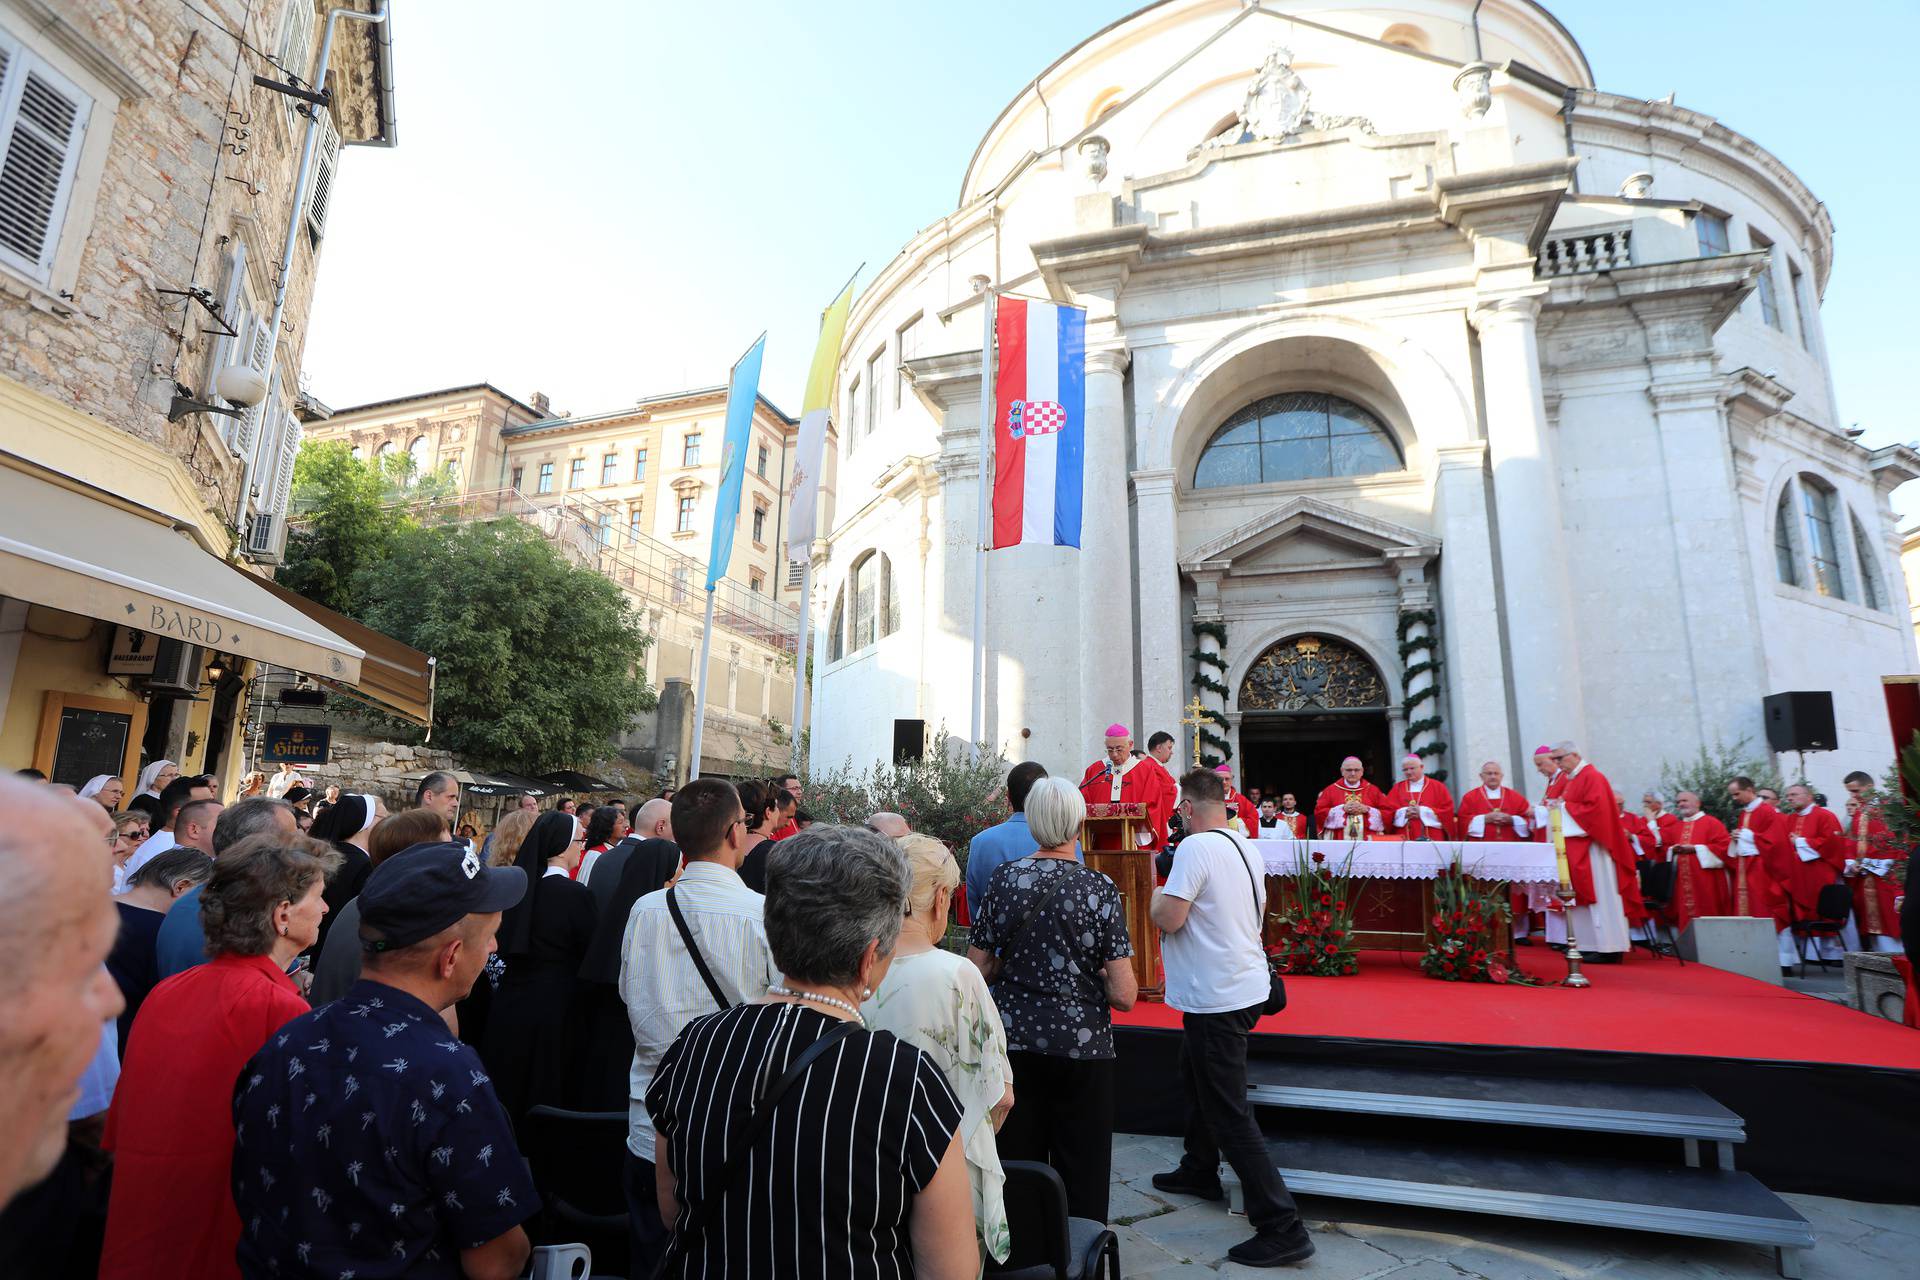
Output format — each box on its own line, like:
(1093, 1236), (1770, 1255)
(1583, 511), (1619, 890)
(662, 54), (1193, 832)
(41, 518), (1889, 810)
(351, 518), (656, 771)
(801, 731), (1010, 867)
(1658, 738), (1786, 826)
(281, 440), (406, 614)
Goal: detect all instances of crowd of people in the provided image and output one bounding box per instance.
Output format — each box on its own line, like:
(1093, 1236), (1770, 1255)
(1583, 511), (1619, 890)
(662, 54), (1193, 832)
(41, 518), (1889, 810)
(5, 721), (1912, 1278)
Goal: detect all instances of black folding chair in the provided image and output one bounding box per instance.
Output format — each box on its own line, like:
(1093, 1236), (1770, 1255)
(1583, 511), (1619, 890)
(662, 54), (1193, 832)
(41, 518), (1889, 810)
(1788, 882), (1855, 977)
(519, 1106), (631, 1277)
(986, 1160), (1121, 1280)
(1634, 861), (1684, 964)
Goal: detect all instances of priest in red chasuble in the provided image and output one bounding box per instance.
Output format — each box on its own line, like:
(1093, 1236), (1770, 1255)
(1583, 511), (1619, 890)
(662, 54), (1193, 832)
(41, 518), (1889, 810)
(1843, 793), (1904, 952)
(1213, 764), (1258, 836)
(1078, 724), (1171, 851)
(1543, 742), (1646, 961)
(1457, 760), (1531, 841)
(1315, 757), (1388, 838)
(1527, 747), (1559, 844)
(1271, 793), (1309, 839)
(1384, 754), (1455, 841)
(1642, 792), (1681, 852)
(1661, 790), (1731, 931)
(1725, 776), (1790, 963)
(1780, 783), (1848, 961)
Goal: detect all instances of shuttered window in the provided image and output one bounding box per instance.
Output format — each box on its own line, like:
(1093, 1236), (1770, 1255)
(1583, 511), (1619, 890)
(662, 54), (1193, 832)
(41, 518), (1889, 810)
(228, 309), (273, 458)
(0, 30), (93, 284)
(305, 107), (340, 244)
(276, 0), (315, 130)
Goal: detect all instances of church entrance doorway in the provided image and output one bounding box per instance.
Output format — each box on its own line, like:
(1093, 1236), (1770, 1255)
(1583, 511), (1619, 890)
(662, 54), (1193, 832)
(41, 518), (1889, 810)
(1233, 633), (1394, 810)
(1239, 712), (1392, 812)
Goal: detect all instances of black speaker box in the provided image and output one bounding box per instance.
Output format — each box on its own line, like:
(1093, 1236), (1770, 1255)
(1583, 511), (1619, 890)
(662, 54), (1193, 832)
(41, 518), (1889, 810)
(1763, 691), (1836, 753)
(892, 718), (926, 765)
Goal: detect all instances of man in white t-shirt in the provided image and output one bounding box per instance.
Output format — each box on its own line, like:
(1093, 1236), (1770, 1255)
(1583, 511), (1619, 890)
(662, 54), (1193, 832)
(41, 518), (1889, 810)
(1147, 768), (1313, 1269)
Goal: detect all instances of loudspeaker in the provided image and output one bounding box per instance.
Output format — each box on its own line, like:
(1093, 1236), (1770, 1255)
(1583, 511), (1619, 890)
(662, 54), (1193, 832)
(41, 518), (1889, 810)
(1763, 691), (1836, 753)
(892, 718), (926, 765)
(278, 687), (328, 707)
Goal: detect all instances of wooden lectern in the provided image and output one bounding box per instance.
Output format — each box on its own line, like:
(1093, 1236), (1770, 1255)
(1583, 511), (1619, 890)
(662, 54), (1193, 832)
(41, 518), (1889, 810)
(1081, 802), (1162, 1000)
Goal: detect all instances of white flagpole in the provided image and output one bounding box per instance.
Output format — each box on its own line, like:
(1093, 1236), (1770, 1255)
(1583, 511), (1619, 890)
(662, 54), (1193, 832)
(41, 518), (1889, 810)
(789, 557), (811, 775)
(969, 291), (995, 754)
(688, 587), (718, 781)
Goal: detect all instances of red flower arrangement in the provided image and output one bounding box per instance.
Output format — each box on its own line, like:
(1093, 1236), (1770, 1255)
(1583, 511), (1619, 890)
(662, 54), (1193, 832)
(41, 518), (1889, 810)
(1267, 847), (1360, 977)
(1421, 852), (1539, 985)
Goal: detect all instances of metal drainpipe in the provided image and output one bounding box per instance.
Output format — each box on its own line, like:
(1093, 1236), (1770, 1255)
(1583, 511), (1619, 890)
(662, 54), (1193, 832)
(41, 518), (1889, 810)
(234, 2), (390, 531)
(1471, 0), (1485, 60)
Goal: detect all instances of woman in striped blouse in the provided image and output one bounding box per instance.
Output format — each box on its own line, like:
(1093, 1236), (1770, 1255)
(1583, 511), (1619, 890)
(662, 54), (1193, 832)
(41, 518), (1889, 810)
(646, 824), (978, 1278)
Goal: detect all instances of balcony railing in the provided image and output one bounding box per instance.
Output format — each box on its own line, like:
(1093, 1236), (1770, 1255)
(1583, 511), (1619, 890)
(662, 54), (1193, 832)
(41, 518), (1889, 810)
(1536, 227), (1632, 277)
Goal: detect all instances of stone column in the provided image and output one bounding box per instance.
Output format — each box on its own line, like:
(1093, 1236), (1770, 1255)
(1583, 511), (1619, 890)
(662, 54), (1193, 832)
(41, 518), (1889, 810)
(1386, 548), (1440, 765)
(1132, 467), (1183, 741)
(1079, 343), (1137, 751)
(1431, 443), (1518, 771)
(1473, 293), (1588, 752)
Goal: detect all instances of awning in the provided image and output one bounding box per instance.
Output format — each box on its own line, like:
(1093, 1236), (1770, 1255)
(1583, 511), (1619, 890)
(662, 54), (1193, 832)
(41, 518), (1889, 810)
(0, 463), (363, 681)
(252, 576), (435, 728)
(403, 768), (548, 797)
(539, 769), (621, 792)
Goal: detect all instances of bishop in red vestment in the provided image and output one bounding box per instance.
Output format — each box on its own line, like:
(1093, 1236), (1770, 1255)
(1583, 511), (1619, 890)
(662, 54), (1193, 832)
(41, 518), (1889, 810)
(1457, 761), (1532, 841)
(1383, 754), (1454, 841)
(1315, 757), (1388, 838)
(1661, 791), (1731, 931)
(1078, 724), (1171, 851)
(1544, 744), (1646, 957)
(1844, 796), (1905, 950)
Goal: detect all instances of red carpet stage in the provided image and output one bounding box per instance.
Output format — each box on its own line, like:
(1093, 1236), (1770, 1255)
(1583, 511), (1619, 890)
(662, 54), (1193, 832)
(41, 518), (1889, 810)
(1113, 948), (1920, 1070)
(1112, 949), (1920, 1202)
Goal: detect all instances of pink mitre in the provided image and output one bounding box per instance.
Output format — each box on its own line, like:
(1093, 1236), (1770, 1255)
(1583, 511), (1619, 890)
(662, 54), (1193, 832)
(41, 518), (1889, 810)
(1103, 723), (1130, 738)
(1532, 745), (1554, 756)
(1213, 764), (1233, 776)
(1402, 753), (1423, 764)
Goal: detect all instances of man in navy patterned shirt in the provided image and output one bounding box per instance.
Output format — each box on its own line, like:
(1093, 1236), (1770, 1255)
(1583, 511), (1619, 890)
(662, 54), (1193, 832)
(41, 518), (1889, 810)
(232, 842), (537, 1279)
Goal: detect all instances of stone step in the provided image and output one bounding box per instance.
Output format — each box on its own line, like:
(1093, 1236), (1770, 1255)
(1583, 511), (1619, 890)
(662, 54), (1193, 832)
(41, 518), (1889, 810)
(1245, 1060), (1745, 1147)
(1221, 1132), (1813, 1277)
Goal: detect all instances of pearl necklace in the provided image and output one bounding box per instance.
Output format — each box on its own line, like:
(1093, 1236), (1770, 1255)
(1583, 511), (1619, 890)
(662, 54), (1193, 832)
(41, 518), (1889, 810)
(768, 984), (865, 1023)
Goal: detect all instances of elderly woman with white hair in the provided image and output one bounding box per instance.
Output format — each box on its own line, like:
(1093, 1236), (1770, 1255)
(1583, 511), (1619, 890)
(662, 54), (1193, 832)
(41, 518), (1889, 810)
(645, 825), (977, 1279)
(865, 833), (1015, 1264)
(967, 775), (1136, 1223)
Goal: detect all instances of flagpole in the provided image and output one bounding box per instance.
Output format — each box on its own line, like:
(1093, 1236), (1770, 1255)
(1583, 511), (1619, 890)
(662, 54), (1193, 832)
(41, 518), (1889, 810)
(789, 556), (810, 775)
(688, 586), (718, 781)
(969, 290), (995, 755)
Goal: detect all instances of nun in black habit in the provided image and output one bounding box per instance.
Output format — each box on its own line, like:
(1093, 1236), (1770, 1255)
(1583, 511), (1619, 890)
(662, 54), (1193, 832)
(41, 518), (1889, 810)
(572, 837), (682, 1110)
(307, 792), (385, 953)
(479, 810), (598, 1122)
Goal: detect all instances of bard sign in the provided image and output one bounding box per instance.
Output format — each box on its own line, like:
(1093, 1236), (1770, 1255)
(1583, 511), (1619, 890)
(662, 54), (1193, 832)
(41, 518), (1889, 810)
(261, 723), (331, 765)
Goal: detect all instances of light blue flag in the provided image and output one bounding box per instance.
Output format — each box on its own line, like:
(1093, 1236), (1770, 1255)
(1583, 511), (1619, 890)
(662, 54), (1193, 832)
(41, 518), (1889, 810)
(705, 332), (767, 591)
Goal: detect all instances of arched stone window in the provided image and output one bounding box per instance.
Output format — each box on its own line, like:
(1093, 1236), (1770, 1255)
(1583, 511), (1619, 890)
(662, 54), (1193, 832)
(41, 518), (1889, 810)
(828, 551), (900, 662)
(1798, 475), (1850, 600)
(1772, 488), (1799, 587)
(407, 435), (429, 470)
(1194, 392), (1402, 489)
(1851, 512), (1889, 612)
(374, 439), (395, 456)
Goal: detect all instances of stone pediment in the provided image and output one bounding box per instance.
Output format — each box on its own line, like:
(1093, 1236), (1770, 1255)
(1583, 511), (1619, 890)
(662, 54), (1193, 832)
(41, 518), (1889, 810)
(1180, 495), (1434, 576)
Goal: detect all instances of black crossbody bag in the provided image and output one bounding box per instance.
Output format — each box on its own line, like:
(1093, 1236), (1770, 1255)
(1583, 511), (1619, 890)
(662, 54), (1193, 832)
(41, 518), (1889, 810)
(653, 1019), (859, 1277)
(666, 887), (733, 1010)
(1217, 830), (1287, 1015)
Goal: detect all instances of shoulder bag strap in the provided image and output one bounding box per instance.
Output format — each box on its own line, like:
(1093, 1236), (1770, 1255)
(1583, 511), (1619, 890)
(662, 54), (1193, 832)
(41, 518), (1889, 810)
(1217, 829), (1265, 919)
(655, 1020), (860, 1277)
(994, 862), (1082, 963)
(666, 887), (732, 1010)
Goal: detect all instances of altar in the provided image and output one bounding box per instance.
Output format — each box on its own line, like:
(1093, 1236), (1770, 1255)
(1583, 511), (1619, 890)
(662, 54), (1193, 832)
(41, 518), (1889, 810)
(1252, 840), (1558, 952)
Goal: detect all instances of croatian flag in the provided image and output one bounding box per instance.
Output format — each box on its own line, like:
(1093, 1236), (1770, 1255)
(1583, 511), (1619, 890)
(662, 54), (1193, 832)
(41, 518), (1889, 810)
(992, 295), (1085, 549)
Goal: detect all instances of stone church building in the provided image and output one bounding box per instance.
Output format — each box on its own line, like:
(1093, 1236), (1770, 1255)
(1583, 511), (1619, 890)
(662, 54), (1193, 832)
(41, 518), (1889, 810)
(806, 0), (1918, 800)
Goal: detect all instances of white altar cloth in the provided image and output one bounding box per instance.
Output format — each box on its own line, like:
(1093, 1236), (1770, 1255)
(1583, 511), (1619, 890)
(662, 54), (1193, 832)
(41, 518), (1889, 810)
(1250, 839), (1557, 885)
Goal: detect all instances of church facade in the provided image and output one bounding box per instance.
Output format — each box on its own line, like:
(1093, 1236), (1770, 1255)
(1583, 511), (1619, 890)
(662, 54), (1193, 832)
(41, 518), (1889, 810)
(806, 0), (1918, 801)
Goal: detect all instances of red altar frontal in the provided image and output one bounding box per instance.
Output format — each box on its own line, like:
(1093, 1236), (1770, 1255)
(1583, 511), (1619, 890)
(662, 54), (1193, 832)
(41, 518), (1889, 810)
(1255, 839), (1557, 953)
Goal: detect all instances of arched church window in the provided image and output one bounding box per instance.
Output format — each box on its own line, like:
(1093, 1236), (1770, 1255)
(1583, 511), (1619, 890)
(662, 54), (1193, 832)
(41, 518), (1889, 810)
(1773, 487), (1799, 587)
(1239, 634), (1387, 711)
(832, 552), (899, 662)
(1194, 392), (1402, 490)
(1851, 511), (1888, 612)
(1799, 475), (1850, 600)
(828, 590), (845, 663)
(375, 440), (395, 456)
(407, 435), (429, 471)
(1380, 23), (1431, 54)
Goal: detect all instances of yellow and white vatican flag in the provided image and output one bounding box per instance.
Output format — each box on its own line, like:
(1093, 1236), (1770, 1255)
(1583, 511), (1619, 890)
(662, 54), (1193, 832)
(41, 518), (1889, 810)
(786, 276), (855, 772)
(785, 280), (854, 565)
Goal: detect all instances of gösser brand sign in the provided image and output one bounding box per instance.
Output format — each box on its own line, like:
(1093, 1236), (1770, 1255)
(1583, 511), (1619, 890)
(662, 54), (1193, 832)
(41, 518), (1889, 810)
(261, 724), (331, 765)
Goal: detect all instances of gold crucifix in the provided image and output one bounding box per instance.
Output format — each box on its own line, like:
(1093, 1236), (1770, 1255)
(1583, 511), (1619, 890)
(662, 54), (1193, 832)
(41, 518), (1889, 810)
(1181, 695), (1209, 768)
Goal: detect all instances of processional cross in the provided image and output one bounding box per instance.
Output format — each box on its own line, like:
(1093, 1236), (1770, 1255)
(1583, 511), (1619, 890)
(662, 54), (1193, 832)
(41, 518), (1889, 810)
(1181, 695), (1209, 768)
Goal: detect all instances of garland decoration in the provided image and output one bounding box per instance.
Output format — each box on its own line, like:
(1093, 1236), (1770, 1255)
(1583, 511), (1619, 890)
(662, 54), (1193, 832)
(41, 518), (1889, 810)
(1190, 619), (1231, 765)
(1396, 609), (1448, 782)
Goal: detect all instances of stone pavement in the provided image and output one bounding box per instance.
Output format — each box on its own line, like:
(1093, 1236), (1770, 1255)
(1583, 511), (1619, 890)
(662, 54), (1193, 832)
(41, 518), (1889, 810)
(1107, 1135), (1920, 1279)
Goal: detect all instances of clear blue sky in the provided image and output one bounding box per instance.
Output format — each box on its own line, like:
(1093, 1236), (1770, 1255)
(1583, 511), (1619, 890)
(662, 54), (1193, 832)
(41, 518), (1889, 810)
(305, 0), (1918, 502)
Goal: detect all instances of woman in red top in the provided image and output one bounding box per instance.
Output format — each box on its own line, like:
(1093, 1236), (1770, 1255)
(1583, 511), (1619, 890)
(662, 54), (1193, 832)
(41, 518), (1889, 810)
(100, 833), (340, 1280)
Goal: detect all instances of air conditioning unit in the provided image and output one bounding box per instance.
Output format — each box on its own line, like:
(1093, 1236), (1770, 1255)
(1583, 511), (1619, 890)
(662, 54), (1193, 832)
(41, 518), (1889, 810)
(140, 640), (205, 697)
(244, 512), (281, 563)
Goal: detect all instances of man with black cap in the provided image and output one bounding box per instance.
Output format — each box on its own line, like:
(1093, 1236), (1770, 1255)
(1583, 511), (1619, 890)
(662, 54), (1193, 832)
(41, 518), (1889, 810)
(231, 842), (539, 1279)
